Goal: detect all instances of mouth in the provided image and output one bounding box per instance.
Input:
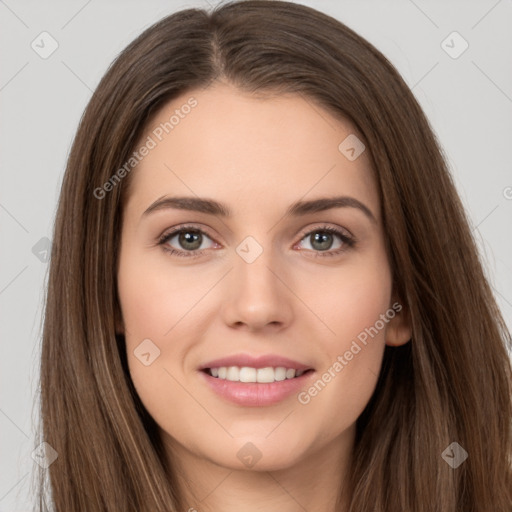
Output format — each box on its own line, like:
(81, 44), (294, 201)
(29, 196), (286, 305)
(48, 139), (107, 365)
(198, 366), (316, 407)
(197, 353), (316, 406)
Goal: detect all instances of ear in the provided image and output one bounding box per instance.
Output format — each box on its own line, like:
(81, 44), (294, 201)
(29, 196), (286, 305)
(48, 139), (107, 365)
(385, 294), (412, 347)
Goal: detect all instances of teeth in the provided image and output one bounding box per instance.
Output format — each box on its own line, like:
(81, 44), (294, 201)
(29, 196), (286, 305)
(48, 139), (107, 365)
(239, 367), (256, 382)
(227, 366), (239, 381)
(207, 366), (307, 383)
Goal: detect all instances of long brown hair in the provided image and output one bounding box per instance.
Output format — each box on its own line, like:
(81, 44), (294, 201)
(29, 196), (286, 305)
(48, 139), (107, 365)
(35, 1), (512, 510)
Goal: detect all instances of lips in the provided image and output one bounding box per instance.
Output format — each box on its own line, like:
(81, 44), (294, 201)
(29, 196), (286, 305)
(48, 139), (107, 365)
(198, 353), (314, 372)
(199, 368), (316, 406)
(197, 353), (316, 406)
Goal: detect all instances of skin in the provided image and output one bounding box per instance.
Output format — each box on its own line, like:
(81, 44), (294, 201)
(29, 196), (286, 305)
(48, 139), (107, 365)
(116, 81), (412, 512)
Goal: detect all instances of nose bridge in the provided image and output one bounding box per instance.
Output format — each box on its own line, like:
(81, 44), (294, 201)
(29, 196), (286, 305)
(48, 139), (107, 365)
(234, 233), (282, 297)
(222, 233), (293, 330)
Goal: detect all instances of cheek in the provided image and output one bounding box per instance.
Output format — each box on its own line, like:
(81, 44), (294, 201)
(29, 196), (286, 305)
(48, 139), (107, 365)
(312, 254), (392, 349)
(117, 249), (195, 424)
(117, 248), (208, 341)
(117, 246), (224, 402)
(292, 253), (392, 424)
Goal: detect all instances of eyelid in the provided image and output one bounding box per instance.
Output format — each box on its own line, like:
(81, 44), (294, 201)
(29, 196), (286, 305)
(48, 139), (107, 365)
(295, 222), (354, 242)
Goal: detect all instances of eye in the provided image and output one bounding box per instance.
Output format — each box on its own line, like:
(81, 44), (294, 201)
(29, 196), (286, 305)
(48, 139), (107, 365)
(295, 226), (355, 257)
(158, 225), (218, 258)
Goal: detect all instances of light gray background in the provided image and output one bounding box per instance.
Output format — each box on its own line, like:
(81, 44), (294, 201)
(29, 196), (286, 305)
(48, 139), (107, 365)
(1, 0), (511, 509)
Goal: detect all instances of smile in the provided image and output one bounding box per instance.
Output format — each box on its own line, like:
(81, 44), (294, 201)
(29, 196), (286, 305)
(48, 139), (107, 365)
(199, 367), (315, 407)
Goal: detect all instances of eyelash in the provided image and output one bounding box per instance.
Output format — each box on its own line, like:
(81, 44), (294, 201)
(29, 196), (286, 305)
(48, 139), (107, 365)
(157, 224), (356, 259)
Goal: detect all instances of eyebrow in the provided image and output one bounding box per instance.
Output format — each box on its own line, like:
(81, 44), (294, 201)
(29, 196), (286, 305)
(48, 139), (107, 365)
(142, 195), (377, 224)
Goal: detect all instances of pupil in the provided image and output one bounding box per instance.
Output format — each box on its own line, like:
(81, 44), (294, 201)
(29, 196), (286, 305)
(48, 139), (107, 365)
(312, 232), (332, 251)
(179, 231), (202, 250)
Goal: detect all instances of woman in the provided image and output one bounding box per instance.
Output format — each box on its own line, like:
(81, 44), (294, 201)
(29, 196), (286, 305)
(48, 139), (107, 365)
(36, 1), (512, 510)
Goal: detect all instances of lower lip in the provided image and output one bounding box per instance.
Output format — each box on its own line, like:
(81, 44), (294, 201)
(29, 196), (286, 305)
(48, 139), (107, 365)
(198, 370), (315, 407)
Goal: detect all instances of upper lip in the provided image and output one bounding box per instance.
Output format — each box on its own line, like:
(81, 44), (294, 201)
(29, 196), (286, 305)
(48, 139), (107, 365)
(199, 353), (314, 371)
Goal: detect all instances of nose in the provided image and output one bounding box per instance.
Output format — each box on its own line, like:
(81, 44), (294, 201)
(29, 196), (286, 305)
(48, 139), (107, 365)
(220, 244), (294, 332)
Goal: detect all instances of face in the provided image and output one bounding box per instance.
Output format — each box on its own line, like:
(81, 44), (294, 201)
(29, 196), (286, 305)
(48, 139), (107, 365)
(116, 82), (411, 473)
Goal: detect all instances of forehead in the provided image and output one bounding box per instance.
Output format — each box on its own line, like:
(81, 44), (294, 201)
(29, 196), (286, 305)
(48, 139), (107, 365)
(126, 82), (379, 219)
